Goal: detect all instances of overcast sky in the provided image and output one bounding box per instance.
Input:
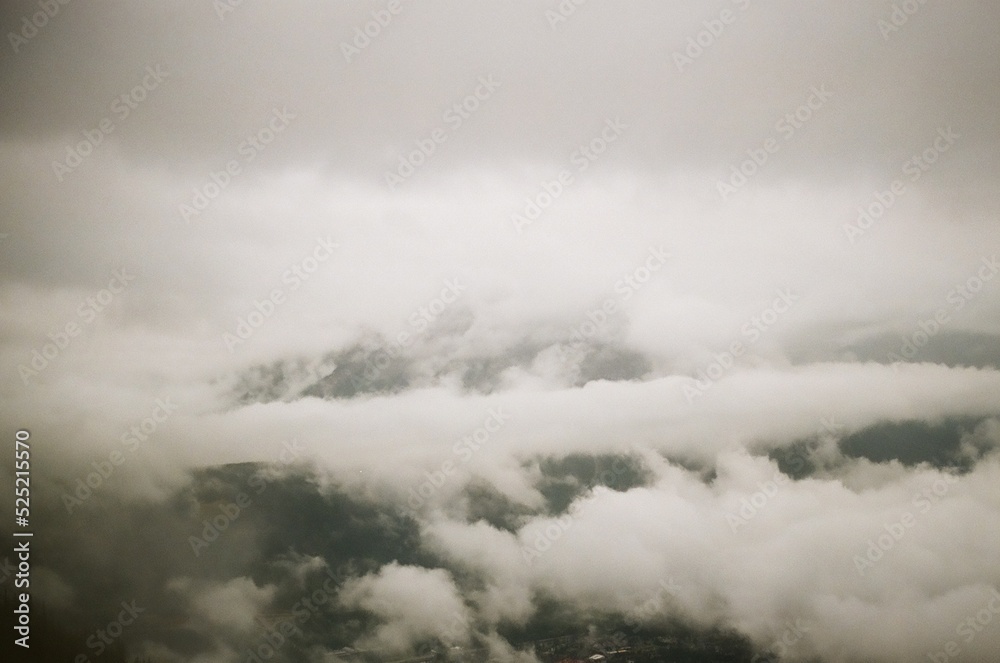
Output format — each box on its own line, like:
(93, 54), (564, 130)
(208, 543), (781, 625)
(2, 2), (1000, 662)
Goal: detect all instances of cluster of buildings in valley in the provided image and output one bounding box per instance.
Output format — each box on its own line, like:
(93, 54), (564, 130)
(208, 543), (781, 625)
(332, 628), (759, 663)
(532, 630), (754, 663)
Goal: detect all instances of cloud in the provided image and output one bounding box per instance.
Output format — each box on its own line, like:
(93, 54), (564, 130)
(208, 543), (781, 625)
(178, 576), (277, 633)
(415, 447), (1000, 661)
(338, 563), (472, 653)
(2, 1), (999, 661)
